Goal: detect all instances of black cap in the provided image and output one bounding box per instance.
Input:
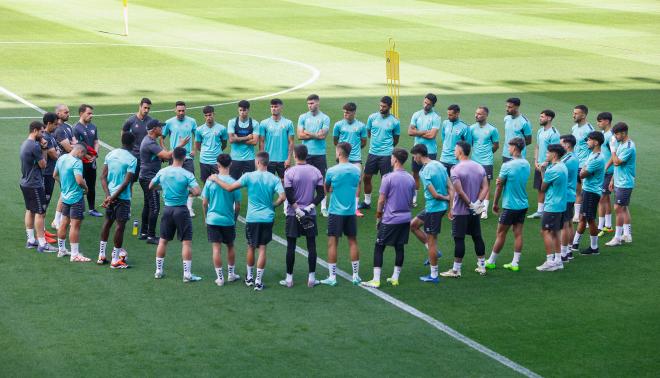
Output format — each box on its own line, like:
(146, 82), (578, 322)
(146, 119), (165, 130)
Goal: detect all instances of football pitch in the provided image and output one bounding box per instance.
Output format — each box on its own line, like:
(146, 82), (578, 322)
(1, 0), (659, 376)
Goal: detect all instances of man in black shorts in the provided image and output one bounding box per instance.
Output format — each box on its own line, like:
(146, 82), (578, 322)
(20, 121), (55, 253)
(228, 100), (259, 180)
(51, 104), (76, 230)
(440, 141), (489, 278)
(362, 148), (415, 288)
(150, 147), (202, 283)
(98, 133), (137, 268)
(41, 112), (60, 243)
(537, 144), (568, 272)
(122, 97), (152, 183)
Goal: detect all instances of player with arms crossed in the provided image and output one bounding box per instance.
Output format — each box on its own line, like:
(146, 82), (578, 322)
(485, 137), (530, 272)
(41, 113), (60, 244)
(570, 105), (594, 222)
(408, 93), (441, 208)
(227, 100), (259, 180)
(322, 142), (362, 286)
(202, 154), (242, 286)
(558, 134), (579, 262)
(596, 112), (614, 236)
(438, 104), (470, 175)
(528, 110), (560, 219)
(98, 133), (137, 268)
(536, 144), (567, 272)
(469, 106), (499, 219)
(502, 98), (532, 163)
(605, 122), (636, 246)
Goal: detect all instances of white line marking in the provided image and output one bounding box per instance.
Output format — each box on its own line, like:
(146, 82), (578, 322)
(0, 41), (321, 119)
(2, 86), (541, 378)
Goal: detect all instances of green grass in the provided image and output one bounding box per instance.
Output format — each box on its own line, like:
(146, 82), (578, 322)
(1, 0), (660, 376)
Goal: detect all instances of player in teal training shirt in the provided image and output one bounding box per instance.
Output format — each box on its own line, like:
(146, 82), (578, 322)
(570, 104), (595, 223)
(195, 105), (228, 182)
(596, 112), (614, 235)
(408, 93), (441, 208)
(469, 106), (499, 219)
(529, 109), (560, 219)
(559, 134), (580, 261)
(537, 144), (567, 272)
(227, 100), (259, 180)
(502, 98), (532, 161)
(259, 98), (294, 180)
(605, 122), (636, 246)
(439, 104), (469, 172)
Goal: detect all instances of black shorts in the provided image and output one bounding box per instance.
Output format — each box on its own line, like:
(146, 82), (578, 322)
(246, 222), (273, 247)
(415, 210), (444, 235)
(105, 199), (131, 222)
(62, 198), (85, 220)
(533, 169), (543, 190)
(376, 222), (410, 246)
(200, 162), (219, 182)
(482, 165), (494, 181)
(229, 160), (255, 180)
(160, 206), (193, 241)
(440, 161), (454, 175)
(285, 215), (317, 238)
(563, 202), (575, 224)
(580, 191), (600, 221)
(21, 185), (47, 214)
(452, 214), (482, 238)
(44, 175), (55, 206)
(412, 153), (436, 173)
(499, 208), (527, 226)
(502, 156), (512, 163)
(601, 173), (613, 195)
(327, 214), (357, 237)
(207, 224), (236, 244)
(267, 162), (286, 178)
(541, 211), (563, 231)
(170, 158), (195, 174)
(364, 154), (392, 176)
(614, 187), (633, 206)
(577, 167), (583, 183)
(306, 155), (327, 176)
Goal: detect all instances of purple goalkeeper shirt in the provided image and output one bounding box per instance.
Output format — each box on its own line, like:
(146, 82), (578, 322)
(380, 168), (416, 224)
(284, 163), (323, 216)
(451, 159), (486, 215)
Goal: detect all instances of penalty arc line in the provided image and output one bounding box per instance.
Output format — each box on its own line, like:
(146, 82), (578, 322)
(1, 85), (541, 378)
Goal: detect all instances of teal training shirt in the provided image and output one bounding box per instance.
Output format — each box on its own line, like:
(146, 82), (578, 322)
(503, 114), (532, 158)
(104, 148), (137, 201)
(601, 129), (614, 174)
(150, 166), (198, 207)
(571, 122), (595, 167)
(470, 123), (499, 166)
(195, 122), (228, 165)
(163, 116), (197, 159)
(298, 111), (330, 156)
(333, 119), (367, 162)
(542, 162), (568, 213)
(55, 153), (84, 205)
(420, 160), (449, 212)
(410, 109), (441, 155)
(613, 139), (636, 189)
(440, 119), (470, 164)
(499, 157), (530, 210)
(325, 162), (361, 215)
(582, 151), (605, 195)
(260, 117), (294, 162)
(366, 112), (400, 156)
(536, 126), (560, 164)
(562, 152), (579, 203)
(202, 174), (241, 226)
(227, 117), (259, 161)
(239, 170), (284, 223)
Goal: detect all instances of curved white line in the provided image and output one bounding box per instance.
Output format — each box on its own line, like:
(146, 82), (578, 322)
(0, 41), (321, 119)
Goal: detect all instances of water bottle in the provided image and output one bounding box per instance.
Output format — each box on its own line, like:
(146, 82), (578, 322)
(132, 220), (139, 236)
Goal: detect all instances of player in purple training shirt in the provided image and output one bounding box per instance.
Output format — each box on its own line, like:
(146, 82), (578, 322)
(441, 141), (489, 278)
(280, 145), (325, 288)
(362, 148), (416, 288)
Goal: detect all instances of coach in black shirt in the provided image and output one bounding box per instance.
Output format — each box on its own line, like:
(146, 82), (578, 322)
(73, 104), (102, 217)
(122, 98), (152, 181)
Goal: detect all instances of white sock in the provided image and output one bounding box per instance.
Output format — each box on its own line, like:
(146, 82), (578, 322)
(321, 197), (327, 209)
(364, 193), (371, 205)
(413, 194), (418, 203)
(546, 254), (554, 262)
(351, 260), (360, 278)
(71, 243), (79, 257)
(615, 226), (623, 239)
(574, 203), (582, 217)
(392, 266), (401, 280)
(58, 238), (67, 252)
(187, 197), (193, 211)
(26, 229), (35, 243)
(286, 273), (293, 283)
(430, 265), (439, 278)
(487, 251), (498, 264)
(329, 263), (337, 279)
(228, 265), (235, 276)
(538, 202), (544, 213)
(573, 232), (583, 245)
(308, 272), (315, 282)
(38, 237), (47, 247)
(424, 243), (429, 250)
(560, 245), (568, 257)
(246, 265), (254, 280)
(99, 241), (107, 258)
(590, 235), (598, 249)
(483, 200), (489, 213)
(54, 211), (62, 224)
(477, 257), (485, 267)
(284, 200), (289, 213)
(512, 251), (521, 265)
(216, 267), (224, 281)
(598, 217), (605, 229)
(624, 224), (631, 236)
(183, 260), (191, 278)
(554, 252), (562, 263)
(452, 262), (462, 272)
(355, 197), (359, 209)
(373, 267), (381, 282)
(255, 268), (264, 285)
(156, 257), (164, 272)
(605, 213), (612, 228)
(111, 248), (120, 264)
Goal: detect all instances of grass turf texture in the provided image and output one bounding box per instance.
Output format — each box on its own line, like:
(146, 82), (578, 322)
(1, 0), (659, 376)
